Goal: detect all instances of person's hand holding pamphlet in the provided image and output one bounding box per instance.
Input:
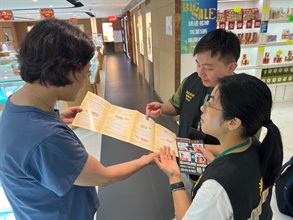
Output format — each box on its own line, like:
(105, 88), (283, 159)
(72, 91), (178, 156)
(176, 137), (207, 175)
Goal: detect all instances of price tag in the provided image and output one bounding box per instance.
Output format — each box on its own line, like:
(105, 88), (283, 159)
(285, 40), (293, 45)
(262, 6), (269, 13)
(276, 50), (283, 56)
(234, 6), (242, 13)
(289, 16), (293, 22)
(258, 46), (265, 53)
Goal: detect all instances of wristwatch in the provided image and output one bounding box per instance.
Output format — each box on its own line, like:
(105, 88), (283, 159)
(169, 181), (185, 193)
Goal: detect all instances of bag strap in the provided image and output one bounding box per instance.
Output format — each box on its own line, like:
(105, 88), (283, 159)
(282, 156), (293, 216)
(281, 156), (293, 173)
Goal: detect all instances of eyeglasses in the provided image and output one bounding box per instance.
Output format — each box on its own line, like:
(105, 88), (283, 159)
(203, 94), (225, 112)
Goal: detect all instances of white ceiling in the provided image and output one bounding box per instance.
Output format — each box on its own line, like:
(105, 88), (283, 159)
(0, 0), (141, 21)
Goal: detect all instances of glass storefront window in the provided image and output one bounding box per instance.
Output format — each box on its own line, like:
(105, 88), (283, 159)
(0, 182), (15, 220)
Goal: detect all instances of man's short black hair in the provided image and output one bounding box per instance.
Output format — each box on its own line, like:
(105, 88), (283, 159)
(193, 29), (240, 65)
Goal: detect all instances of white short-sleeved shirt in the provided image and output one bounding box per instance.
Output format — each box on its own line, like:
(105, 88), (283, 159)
(183, 179), (233, 220)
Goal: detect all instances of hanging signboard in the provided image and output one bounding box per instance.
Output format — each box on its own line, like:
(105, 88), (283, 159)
(108, 16), (118, 22)
(69, 18), (78, 25)
(138, 9), (144, 55)
(181, 0), (217, 54)
(145, 3), (152, 62)
(40, 8), (55, 19)
(0, 10), (14, 21)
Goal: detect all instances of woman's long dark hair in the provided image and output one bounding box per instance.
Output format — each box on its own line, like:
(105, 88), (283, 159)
(218, 73), (283, 188)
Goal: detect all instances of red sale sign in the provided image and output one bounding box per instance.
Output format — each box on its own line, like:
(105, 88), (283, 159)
(40, 8), (55, 19)
(108, 16), (118, 22)
(0, 10), (14, 21)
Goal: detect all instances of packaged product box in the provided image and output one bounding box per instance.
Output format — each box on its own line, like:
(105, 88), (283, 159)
(228, 21), (235, 30)
(216, 11), (225, 22)
(273, 55), (282, 63)
(243, 8), (260, 20)
(249, 32), (258, 44)
(245, 33), (251, 44)
(254, 19), (261, 28)
(284, 51), (293, 62)
(266, 35), (277, 42)
(246, 20), (253, 29)
(263, 52), (270, 64)
(283, 67), (289, 74)
(236, 20), (244, 29)
(224, 8), (243, 21)
(260, 21), (268, 33)
(262, 69), (268, 77)
(282, 29), (290, 40)
(269, 7), (286, 19)
(287, 67), (293, 83)
(266, 77), (272, 84)
(0, 51), (10, 57)
(277, 76), (283, 83)
(282, 75), (288, 83)
(237, 33), (244, 44)
(241, 54), (249, 66)
(261, 76), (267, 84)
(287, 7), (293, 17)
(267, 68), (273, 76)
(271, 76), (278, 84)
(218, 22), (226, 29)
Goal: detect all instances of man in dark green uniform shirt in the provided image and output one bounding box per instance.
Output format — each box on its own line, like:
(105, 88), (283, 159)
(146, 28), (240, 148)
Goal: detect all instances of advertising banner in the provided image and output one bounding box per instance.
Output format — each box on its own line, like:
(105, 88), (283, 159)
(181, 0), (217, 54)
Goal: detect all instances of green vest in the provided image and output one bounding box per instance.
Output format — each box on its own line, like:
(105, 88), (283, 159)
(178, 72), (213, 138)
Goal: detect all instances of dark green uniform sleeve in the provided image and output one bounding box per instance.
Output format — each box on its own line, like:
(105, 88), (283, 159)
(168, 77), (188, 115)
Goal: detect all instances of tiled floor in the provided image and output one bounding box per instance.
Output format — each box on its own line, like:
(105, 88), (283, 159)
(74, 53), (293, 219)
(94, 53), (178, 220)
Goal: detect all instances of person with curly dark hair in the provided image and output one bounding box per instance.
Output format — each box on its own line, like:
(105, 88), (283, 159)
(0, 18), (158, 220)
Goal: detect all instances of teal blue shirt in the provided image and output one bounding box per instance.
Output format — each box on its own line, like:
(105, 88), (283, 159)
(0, 99), (99, 219)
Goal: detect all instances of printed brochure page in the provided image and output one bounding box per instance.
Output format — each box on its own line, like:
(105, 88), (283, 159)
(72, 91), (178, 156)
(176, 137), (207, 175)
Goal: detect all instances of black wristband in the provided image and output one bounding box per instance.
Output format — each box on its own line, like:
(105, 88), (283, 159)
(169, 181), (185, 193)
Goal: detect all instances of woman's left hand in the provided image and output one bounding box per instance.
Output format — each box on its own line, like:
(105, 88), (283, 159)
(154, 146), (181, 181)
(60, 106), (83, 124)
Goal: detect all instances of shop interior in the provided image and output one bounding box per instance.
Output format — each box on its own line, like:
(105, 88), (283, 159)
(0, 0), (292, 219)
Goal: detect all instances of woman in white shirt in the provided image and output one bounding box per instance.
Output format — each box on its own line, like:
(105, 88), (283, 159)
(155, 73), (283, 220)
